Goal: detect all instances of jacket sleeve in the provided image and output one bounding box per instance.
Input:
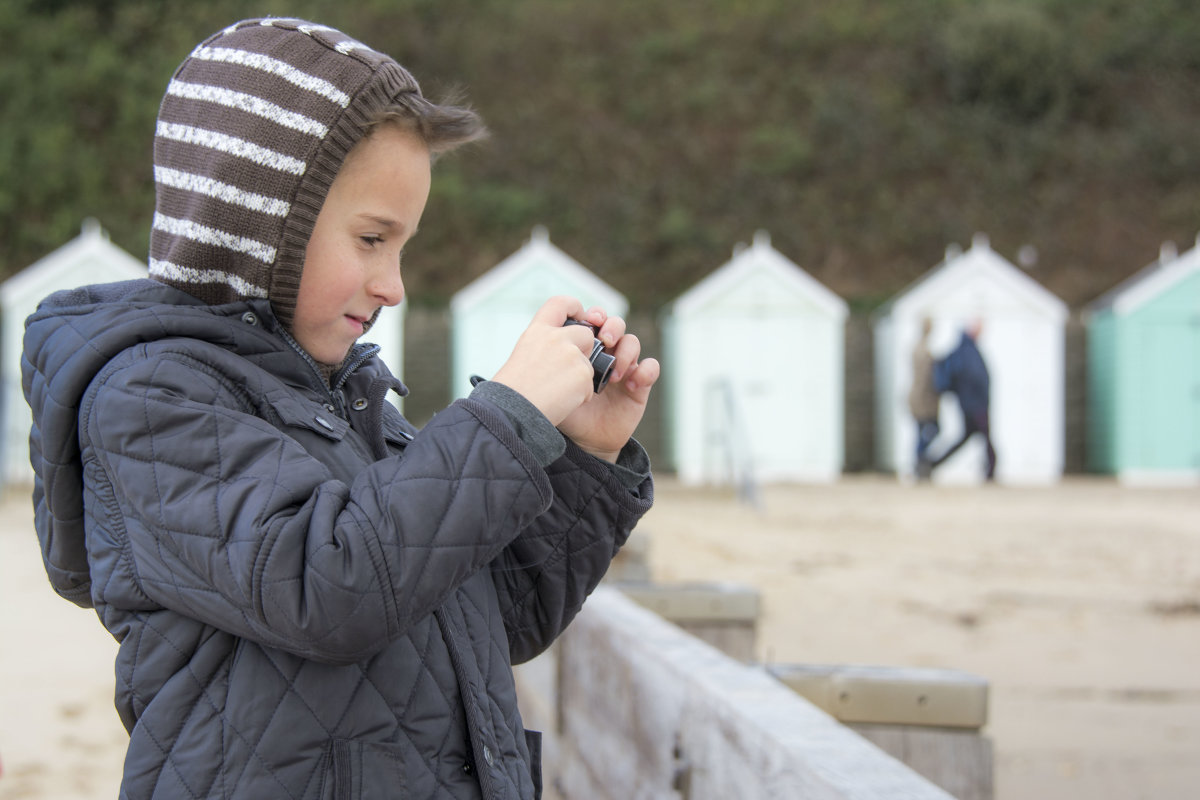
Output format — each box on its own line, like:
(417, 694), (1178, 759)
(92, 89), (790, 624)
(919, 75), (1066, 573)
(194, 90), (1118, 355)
(79, 346), (554, 666)
(933, 354), (952, 393)
(491, 438), (653, 664)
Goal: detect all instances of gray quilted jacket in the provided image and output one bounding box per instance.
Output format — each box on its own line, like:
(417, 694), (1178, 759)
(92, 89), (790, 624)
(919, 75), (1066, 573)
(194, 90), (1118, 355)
(23, 279), (653, 799)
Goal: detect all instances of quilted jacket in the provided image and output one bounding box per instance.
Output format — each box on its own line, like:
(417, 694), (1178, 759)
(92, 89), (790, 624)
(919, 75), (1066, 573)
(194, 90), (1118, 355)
(22, 278), (653, 799)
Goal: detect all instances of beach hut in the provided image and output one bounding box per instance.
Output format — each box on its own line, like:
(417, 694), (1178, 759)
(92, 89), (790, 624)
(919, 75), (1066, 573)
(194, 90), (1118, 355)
(0, 220), (147, 485)
(662, 231), (848, 485)
(873, 233), (1068, 485)
(1086, 238), (1200, 485)
(450, 226), (627, 398)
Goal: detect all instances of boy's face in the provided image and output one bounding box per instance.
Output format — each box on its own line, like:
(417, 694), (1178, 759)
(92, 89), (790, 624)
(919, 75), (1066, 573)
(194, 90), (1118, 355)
(294, 124), (431, 364)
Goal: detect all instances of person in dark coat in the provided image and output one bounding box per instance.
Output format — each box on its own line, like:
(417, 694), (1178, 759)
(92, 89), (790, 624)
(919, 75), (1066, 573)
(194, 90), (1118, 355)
(22, 18), (658, 799)
(931, 319), (997, 480)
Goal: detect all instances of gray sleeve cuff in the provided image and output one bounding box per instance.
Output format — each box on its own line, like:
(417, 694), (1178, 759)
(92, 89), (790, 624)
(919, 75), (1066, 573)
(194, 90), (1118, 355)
(608, 438), (652, 491)
(469, 380), (566, 468)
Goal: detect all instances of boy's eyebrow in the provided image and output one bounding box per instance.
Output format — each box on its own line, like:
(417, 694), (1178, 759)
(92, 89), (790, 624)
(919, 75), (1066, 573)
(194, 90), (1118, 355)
(357, 213), (417, 236)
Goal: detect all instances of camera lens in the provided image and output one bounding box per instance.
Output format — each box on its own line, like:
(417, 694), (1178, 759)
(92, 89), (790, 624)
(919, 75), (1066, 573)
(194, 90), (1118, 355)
(564, 319), (614, 393)
(587, 342), (615, 393)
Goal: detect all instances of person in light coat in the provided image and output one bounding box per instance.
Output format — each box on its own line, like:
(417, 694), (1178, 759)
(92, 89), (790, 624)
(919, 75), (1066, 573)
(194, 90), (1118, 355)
(908, 317), (940, 480)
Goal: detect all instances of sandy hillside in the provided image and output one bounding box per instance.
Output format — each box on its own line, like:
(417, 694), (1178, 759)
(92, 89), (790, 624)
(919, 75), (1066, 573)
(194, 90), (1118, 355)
(2, 476), (1198, 800)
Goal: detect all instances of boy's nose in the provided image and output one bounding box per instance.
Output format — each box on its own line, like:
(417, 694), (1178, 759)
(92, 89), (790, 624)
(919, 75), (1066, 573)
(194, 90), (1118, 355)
(368, 269), (405, 307)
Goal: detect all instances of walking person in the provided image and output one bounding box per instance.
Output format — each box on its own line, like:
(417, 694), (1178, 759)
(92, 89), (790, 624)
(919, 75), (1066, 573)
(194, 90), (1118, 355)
(930, 319), (996, 481)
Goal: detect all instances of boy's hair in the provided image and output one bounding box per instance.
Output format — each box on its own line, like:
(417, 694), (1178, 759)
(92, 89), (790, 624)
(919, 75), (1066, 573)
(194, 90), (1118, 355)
(367, 93), (487, 160)
(148, 18), (485, 330)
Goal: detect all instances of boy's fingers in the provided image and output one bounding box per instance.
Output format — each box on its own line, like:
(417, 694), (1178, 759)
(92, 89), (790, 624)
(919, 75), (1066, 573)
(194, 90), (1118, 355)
(623, 357), (660, 393)
(582, 306), (607, 329)
(609, 333), (641, 380)
(595, 315), (626, 348)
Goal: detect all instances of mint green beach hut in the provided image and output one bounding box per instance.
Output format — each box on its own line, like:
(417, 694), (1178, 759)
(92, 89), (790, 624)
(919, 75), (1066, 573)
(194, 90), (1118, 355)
(1086, 239), (1200, 484)
(450, 227), (627, 398)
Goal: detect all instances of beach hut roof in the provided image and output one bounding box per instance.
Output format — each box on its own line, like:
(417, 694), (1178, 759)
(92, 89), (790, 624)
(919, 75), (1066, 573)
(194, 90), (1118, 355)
(669, 230), (847, 318)
(450, 226), (625, 313)
(1086, 235), (1200, 317)
(875, 233), (1067, 321)
(1, 219), (145, 304)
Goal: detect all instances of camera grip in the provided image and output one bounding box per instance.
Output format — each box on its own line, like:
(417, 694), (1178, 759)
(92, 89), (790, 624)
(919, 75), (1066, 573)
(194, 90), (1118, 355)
(563, 319), (615, 393)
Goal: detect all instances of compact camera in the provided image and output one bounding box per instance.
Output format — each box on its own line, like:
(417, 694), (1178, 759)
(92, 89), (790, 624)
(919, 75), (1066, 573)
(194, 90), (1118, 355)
(563, 319), (615, 393)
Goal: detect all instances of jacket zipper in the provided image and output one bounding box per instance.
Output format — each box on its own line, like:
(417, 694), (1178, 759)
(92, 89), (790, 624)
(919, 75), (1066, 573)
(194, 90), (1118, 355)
(279, 327), (379, 418)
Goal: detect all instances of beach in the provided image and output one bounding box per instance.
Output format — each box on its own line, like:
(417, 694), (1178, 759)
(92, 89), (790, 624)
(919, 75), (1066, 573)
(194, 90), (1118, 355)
(641, 475), (1200, 800)
(2, 475), (1198, 799)
(0, 490), (125, 800)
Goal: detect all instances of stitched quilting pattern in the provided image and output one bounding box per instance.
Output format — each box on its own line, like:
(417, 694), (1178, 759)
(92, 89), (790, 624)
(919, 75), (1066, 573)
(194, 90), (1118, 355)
(25, 282), (652, 798)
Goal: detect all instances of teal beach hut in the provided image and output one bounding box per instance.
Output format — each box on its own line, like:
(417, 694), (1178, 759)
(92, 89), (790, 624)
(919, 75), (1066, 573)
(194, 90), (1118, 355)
(1086, 239), (1200, 484)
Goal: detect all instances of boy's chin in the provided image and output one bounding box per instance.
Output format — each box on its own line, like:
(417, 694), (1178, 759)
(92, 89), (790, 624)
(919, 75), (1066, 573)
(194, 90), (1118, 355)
(309, 342), (353, 368)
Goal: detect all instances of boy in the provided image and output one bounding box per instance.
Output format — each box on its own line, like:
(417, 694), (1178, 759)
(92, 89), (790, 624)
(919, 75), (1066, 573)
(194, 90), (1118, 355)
(23, 18), (657, 799)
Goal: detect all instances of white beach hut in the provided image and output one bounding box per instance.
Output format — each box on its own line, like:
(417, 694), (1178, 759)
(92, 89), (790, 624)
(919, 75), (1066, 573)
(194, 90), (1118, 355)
(662, 231), (848, 485)
(0, 220), (147, 485)
(450, 226), (627, 398)
(873, 233), (1068, 485)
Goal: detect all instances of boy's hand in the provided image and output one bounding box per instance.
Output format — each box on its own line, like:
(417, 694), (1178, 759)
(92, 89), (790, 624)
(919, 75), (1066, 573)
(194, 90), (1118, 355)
(556, 305), (660, 463)
(491, 297), (660, 463)
(490, 296), (600, 427)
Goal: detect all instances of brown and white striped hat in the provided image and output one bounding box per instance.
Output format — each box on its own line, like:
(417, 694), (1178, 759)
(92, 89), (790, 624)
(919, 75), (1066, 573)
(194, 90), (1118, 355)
(150, 18), (421, 329)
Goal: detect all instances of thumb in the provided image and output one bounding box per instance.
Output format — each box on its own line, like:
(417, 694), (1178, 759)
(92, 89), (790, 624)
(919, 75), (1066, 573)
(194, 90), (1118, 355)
(532, 295), (585, 327)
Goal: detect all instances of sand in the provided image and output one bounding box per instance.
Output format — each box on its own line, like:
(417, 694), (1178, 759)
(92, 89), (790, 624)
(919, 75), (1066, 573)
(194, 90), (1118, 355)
(2, 475), (1198, 800)
(640, 475), (1200, 800)
(0, 491), (125, 800)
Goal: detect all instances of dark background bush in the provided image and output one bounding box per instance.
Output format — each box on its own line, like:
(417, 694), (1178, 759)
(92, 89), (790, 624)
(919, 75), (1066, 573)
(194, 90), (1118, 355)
(3, 0), (1199, 311)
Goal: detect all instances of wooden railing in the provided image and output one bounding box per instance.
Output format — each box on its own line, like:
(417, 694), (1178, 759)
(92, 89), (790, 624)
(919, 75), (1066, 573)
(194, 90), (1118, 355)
(515, 586), (987, 800)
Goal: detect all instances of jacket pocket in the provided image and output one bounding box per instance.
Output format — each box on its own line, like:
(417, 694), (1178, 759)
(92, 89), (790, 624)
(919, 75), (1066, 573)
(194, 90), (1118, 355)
(380, 412), (415, 452)
(269, 394), (350, 442)
(525, 729), (543, 800)
(321, 739), (406, 800)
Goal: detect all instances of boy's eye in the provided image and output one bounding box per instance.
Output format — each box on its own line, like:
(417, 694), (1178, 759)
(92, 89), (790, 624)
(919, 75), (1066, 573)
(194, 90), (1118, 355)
(361, 235), (383, 247)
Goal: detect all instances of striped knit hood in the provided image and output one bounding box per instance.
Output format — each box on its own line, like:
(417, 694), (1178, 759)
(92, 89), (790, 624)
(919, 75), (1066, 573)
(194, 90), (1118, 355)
(150, 18), (421, 330)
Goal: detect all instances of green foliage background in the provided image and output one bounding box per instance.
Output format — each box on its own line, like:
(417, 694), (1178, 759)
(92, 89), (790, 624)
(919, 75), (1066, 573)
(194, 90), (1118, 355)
(3, 0), (1200, 310)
